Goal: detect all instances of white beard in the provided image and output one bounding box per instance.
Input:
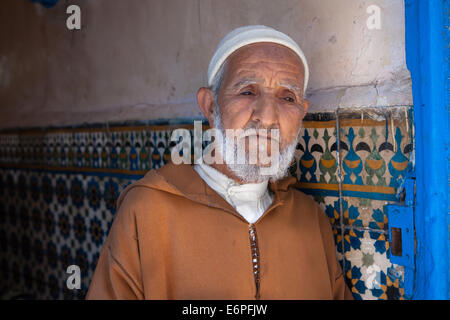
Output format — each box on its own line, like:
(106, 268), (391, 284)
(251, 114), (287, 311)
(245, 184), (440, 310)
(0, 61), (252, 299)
(212, 103), (300, 184)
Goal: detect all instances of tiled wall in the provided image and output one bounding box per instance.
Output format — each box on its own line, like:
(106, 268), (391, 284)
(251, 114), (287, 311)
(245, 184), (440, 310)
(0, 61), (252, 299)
(0, 106), (413, 300)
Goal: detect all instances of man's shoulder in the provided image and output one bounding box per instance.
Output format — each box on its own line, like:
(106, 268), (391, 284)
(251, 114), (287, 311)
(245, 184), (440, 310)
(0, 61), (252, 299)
(116, 163), (202, 209)
(288, 186), (320, 209)
(286, 186), (332, 227)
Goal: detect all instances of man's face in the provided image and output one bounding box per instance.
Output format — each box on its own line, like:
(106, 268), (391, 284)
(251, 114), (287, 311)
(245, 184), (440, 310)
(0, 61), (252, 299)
(215, 42), (309, 153)
(197, 41), (310, 183)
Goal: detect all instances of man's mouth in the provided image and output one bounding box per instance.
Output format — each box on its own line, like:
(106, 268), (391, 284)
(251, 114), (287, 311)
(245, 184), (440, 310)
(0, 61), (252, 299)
(242, 131), (279, 143)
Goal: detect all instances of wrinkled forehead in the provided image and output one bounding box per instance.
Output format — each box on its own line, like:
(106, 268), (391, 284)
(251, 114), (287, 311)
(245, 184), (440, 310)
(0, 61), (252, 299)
(223, 42), (306, 86)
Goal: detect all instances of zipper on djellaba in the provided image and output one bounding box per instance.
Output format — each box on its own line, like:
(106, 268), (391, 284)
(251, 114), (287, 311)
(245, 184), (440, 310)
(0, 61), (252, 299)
(248, 223), (261, 300)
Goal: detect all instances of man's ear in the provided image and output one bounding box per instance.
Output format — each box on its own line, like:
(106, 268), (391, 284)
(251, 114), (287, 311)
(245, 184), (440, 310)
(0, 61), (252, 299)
(197, 87), (216, 127)
(302, 98), (310, 117)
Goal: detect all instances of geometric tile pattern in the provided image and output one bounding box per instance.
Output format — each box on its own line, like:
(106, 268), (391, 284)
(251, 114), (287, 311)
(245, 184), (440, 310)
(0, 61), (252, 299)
(295, 107), (413, 300)
(0, 169), (133, 299)
(0, 106), (413, 299)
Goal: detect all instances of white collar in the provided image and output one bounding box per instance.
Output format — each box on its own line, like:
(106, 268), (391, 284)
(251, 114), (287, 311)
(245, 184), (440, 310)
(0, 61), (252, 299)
(194, 163), (269, 202)
(194, 163), (273, 224)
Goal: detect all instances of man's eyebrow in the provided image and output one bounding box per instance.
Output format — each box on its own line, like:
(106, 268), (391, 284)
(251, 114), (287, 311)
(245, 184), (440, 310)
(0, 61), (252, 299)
(232, 78), (303, 96)
(232, 78), (260, 90)
(279, 82), (302, 96)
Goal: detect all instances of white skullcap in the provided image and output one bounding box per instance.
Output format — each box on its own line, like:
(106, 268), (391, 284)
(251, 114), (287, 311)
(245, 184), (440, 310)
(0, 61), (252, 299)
(207, 25), (309, 94)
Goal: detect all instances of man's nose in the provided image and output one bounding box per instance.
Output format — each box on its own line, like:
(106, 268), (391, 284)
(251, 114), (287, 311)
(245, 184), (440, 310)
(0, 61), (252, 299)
(252, 92), (279, 128)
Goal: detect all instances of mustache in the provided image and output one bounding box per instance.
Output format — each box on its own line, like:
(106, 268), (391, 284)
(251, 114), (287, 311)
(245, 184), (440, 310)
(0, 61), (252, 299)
(239, 124), (281, 142)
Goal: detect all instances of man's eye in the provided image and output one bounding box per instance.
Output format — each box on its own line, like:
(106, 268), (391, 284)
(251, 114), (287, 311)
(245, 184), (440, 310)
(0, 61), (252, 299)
(283, 97), (295, 102)
(240, 91), (253, 96)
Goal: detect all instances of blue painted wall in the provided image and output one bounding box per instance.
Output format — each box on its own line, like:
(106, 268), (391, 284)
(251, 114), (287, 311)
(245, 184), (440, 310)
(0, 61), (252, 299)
(446, 0), (450, 301)
(405, 0), (449, 299)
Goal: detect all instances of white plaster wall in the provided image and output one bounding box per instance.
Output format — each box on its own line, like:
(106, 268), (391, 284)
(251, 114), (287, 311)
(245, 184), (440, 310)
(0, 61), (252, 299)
(0, 0), (412, 129)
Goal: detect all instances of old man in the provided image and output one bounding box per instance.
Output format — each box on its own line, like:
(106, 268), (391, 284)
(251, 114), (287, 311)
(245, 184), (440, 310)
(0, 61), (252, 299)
(87, 25), (353, 300)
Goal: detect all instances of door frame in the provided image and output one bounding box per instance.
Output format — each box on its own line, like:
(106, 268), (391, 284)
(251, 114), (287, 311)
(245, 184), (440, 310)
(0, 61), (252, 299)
(404, 0), (448, 299)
